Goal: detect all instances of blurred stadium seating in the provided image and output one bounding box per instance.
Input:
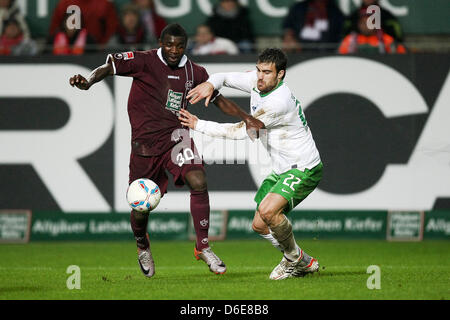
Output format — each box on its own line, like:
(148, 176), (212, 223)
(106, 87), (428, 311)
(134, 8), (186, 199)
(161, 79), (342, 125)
(8, 0), (450, 54)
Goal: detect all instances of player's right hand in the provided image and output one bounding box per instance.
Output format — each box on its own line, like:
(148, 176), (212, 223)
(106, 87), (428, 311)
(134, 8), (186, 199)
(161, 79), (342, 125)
(178, 109), (198, 129)
(69, 74), (90, 90)
(187, 82), (214, 106)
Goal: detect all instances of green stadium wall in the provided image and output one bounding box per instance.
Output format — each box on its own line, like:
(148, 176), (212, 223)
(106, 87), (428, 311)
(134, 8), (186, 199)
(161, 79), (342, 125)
(1, 210), (448, 242)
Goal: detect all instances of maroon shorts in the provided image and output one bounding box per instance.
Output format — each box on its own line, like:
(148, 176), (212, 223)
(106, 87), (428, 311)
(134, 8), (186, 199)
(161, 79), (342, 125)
(129, 139), (204, 196)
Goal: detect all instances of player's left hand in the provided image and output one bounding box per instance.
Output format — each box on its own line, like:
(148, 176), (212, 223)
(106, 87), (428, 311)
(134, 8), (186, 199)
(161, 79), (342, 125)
(244, 116), (265, 141)
(178, 109), (198, 129)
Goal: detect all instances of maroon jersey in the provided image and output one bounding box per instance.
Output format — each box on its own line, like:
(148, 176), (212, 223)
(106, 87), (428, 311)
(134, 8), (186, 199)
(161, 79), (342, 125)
(107, 49), (218, 156)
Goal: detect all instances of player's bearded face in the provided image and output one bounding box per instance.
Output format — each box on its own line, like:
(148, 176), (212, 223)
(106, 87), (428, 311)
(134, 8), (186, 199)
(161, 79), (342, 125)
(160, 35), (186, 68)
(256, 62), (283, 94)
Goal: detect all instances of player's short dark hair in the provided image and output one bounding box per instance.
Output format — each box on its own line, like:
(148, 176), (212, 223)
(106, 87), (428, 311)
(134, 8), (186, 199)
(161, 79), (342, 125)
(257, 48), (287, 79)
(160, 23), (188, 45)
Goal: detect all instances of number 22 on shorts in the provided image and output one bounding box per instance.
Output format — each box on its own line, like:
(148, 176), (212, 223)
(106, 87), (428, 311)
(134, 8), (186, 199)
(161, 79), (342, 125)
(282, 174), (301, 191)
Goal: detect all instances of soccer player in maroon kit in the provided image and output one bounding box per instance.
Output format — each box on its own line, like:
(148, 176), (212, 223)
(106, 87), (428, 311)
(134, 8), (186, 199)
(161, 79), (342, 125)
(69, 24), (263, 277)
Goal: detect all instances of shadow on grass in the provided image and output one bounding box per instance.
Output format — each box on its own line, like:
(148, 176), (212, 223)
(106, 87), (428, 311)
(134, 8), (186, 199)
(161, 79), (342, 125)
(221, 270), (271, 279)
(128, 269), (368, 282)
(150, 269), (271, 281)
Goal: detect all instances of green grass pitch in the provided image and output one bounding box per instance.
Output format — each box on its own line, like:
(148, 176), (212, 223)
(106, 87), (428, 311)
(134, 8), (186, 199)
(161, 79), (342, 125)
(0, 239), (448, 300)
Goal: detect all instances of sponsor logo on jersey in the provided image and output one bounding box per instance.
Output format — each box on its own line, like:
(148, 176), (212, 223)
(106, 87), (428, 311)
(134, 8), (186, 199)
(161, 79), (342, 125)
(123, 52), (134, 60)
(166, 89), (183, 112)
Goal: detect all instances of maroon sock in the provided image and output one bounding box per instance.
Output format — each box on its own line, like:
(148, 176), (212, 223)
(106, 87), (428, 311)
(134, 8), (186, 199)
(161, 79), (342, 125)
(190, 189), (210, 251)
(130, 210), (149, 249)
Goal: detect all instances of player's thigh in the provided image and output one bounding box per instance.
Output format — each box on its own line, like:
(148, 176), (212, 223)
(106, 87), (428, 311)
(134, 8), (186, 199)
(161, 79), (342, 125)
(254, 172), (279, 210)
(129, 153), (169, 194)
(165, 141), (205, 189)
(274, 163), (323, 213)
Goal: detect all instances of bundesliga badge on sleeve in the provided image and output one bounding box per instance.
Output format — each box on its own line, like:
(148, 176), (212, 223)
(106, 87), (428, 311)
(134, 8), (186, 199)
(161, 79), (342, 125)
(123, 52), (134, 60)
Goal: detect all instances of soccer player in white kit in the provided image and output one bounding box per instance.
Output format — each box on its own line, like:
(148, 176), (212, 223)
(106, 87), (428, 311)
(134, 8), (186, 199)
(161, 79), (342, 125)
(182, 48), (323, 280)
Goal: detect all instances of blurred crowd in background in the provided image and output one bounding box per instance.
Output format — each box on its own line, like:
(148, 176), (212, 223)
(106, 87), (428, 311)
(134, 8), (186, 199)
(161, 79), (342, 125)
(0, 0), (443, 57)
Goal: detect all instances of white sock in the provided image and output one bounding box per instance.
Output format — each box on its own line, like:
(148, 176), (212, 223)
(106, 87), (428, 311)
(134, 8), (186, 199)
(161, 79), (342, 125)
(260, 233), (283, 252)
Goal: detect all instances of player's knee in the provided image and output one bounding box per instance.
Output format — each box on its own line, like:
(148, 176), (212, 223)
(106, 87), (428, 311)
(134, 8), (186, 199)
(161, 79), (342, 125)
(257, 205), (276, 226)
(251, 221), (259, 233)
(131, 210), (149, 223)
(251, 218), (267, 234)
(185, 170), (208, 192)
(251, 218), (261, 233)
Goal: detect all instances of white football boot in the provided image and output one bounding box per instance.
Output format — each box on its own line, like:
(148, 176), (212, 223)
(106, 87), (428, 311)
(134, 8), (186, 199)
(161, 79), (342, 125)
(269, 256), (298, 280)
(137, 234), (155, 278)
(194, 247), (227, 275)
(137, 247), (155, 278)
(292, 259), (320, 277)
(270, 249), (319, 280)
(291, 250), (320, 277)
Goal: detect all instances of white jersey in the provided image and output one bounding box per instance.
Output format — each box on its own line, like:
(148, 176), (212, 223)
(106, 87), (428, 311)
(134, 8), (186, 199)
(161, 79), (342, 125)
(195, 70), (321, 175)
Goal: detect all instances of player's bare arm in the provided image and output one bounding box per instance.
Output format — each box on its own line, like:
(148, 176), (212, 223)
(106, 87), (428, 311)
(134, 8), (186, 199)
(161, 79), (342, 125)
(69, 61), (114, 90)
(213, 95), (265, 141)
(187, 81), (264, 140)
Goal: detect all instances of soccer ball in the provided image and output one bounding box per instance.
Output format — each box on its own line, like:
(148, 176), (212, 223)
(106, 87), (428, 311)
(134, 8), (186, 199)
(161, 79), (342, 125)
(126, 178), (161, 213)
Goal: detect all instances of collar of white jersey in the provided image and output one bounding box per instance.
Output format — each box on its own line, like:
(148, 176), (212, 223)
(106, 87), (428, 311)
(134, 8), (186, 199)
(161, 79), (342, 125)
(157, 48), (188, 68)
(253, 80), (284, 97)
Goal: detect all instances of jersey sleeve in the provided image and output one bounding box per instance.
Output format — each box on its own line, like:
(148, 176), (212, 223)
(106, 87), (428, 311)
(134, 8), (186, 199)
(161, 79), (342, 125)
(208, 70), (256, 93)
(106, 51), (146, 78)
(195, 119), (248, 140)
(197, 66), (221, 102)
(194, 99), (286, 139)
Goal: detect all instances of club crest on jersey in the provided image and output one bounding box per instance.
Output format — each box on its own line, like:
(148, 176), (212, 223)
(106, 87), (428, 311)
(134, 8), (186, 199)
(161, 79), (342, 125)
(185, 80), (193, 90)
(123, 52), (134, 60)
(166, 89), (183, 112)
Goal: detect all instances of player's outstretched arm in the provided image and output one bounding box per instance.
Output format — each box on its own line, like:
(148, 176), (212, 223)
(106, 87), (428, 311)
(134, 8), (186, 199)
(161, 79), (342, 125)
(187, 72), (251, 106)
(187, 85), (263, 140)
(69, 62), (114, 90)
(179, 109), (247, 140)
(213, 95), (265, 141)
